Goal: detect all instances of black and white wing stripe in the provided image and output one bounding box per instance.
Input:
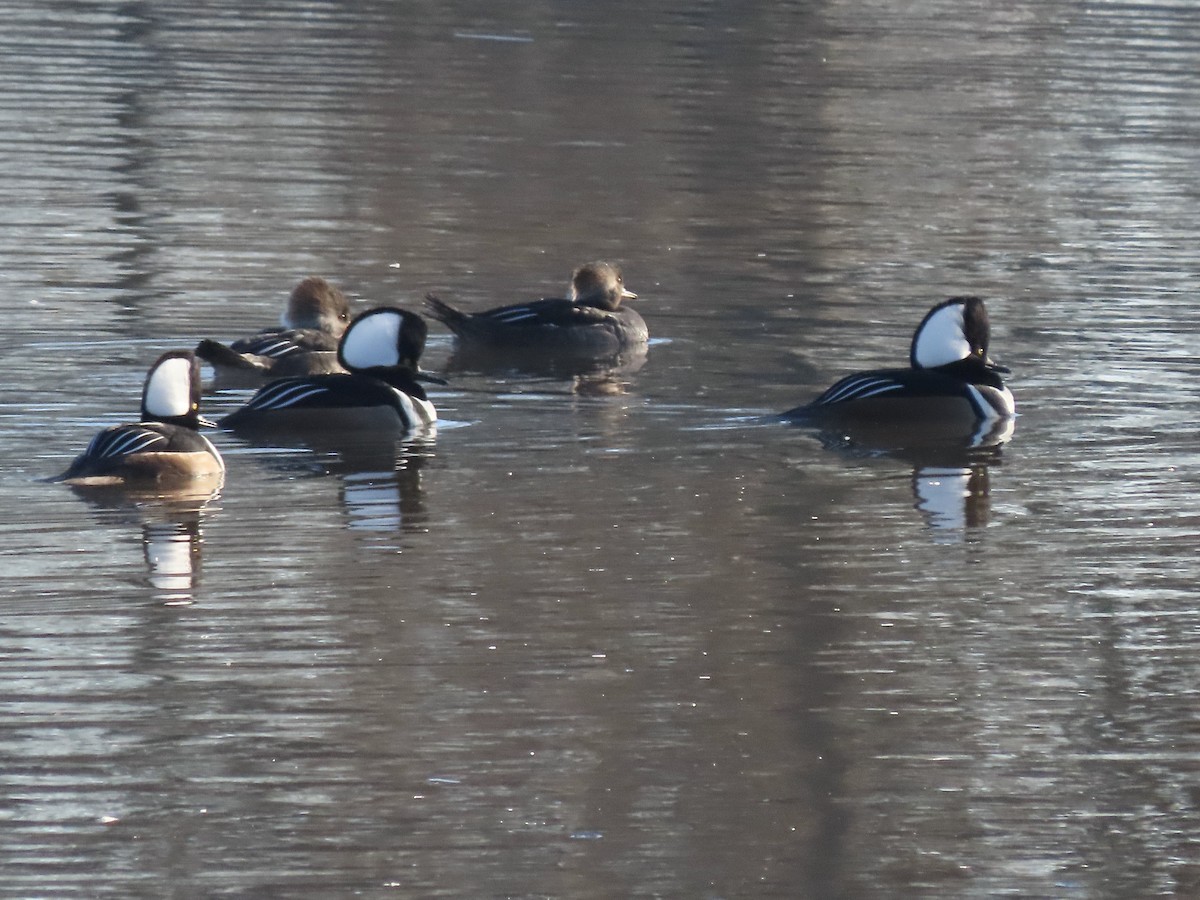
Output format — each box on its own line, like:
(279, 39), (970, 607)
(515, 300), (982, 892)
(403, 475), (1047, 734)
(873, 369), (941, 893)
(239, 378), (337, 412)
(222, 373), (435, 430)
(483, 306), (542, 325)
(234, 335), (304, 358)
(84, 424), (169, 459)
(811, 373), (906, 406)
(475, 298), (604, 329)
(231, 329), (339, 359)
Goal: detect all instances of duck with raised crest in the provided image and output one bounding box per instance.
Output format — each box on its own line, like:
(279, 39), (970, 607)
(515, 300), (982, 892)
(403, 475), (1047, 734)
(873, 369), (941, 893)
(782, 296), (1015, 425)
(196, 275), (352, 379)
(424, 261), (646, 358)
(55, 350), (225, 485)
(220, 307), (442, 434)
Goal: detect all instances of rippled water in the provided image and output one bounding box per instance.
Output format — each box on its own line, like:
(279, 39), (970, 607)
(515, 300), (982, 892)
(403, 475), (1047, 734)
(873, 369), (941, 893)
(4, 1), (1200, 897)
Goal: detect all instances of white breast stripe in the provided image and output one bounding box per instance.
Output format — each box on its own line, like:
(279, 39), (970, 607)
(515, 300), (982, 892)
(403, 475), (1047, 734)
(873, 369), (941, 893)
(415, 397), (437, 424)
(393, 390), (416, 427)
(199, 434), (226, 471)
(965, 385), (992, 421)
(995, 386), (1015, 416)
(390, 388), (438, 427)
(248, 382), (330, 410)
(967, 384), (1015, 421)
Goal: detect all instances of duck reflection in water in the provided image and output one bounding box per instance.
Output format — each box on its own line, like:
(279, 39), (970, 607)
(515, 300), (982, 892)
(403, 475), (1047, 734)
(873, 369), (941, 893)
(913, 463), (993, 536)
(813, 415), (1014, 538)
(63, 482), (219, 606)
(338, 448), (429, 536)
(327, 434), (431, 538)
(438, 339), (648, 387)
(142, 513), (206, 605)
(233, 430), (433, 541)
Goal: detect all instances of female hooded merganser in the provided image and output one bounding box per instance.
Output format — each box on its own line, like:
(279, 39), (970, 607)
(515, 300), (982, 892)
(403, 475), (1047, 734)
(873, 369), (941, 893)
(782, 296), (1015, 425)
(424, 261), (647, 358)
(55, 350), (225, 485)
(196, 275), (352, 378)
(220, 307), (441, 434)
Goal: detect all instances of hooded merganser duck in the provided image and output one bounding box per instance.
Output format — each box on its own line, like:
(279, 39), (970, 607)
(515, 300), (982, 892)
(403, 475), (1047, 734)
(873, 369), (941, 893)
(782, 296), (1015, 425)
(55, 350), (225, 485)
(196, 275), (352, 378)
(424, 261), (647, 357)
(220, 307), (441, 434)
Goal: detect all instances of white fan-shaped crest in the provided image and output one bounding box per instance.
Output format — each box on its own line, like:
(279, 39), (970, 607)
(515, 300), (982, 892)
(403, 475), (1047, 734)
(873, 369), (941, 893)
(341, 310), (401, 369)
(912, 301), (971, 369)
(144, 356), (194, 418)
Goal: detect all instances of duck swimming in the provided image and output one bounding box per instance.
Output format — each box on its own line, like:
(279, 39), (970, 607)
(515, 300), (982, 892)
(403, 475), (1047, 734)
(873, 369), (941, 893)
(196, 275), (352, 379)
(55, 350), (224, 486)
(424, 261), (646, 359)
(782, 296), (1015, 426)
(220, 307), (441, 435)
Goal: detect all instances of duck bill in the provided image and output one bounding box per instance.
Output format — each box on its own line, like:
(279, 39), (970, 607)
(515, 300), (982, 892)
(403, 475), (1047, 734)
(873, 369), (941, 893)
(197, 415), (220, 428)
(621, 289), (638, 300)
(985, 356), (1011, 375)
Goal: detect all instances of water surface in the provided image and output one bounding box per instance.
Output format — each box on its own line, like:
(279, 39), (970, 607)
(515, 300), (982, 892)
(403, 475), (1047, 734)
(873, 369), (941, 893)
(3, 1), (1200, 897)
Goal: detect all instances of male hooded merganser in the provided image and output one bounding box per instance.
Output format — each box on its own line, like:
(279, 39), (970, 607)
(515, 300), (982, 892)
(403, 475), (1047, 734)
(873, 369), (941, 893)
(196, 275), (352, 378)
(424, 261), (647, 357)
(55, 350), (225, 485)
(220, 307), (441, 434)
(782, 296), (1015, 425)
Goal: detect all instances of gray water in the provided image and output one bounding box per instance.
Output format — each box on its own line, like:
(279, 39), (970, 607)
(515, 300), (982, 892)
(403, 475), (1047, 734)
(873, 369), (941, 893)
(3, 1), (1200, 897)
